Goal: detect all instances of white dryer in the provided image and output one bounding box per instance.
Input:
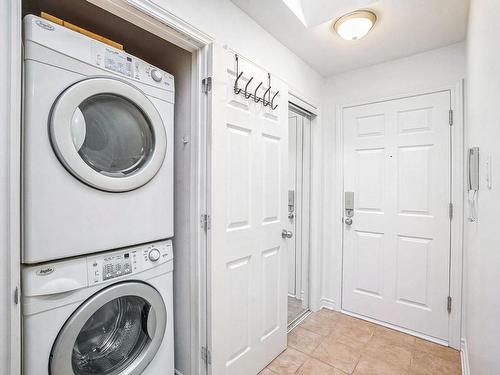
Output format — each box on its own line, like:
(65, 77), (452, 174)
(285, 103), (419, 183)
(22, 15), (174, 263)
(22, 240), (174, 375)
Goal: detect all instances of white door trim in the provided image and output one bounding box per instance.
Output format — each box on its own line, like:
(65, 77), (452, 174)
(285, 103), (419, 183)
(3, 1), (22, 374)
(334, 82), (464, 349)
(287, 106), (313, 310)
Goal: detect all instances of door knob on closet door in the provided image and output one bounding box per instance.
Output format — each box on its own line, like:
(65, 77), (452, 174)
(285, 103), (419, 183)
(344, 217), (353, 225)
(282, 230), (293, 239)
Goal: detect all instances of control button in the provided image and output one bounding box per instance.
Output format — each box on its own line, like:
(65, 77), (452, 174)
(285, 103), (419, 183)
(148, 248), (161, 262)
(151, 69), (163, 82)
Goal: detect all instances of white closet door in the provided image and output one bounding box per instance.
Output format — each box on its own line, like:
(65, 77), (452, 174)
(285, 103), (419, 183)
(209, 44), (289, 375)
(342, 91), (451, 341)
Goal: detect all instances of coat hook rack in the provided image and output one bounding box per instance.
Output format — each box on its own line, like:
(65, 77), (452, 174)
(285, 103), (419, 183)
(233, 54), (279, 110)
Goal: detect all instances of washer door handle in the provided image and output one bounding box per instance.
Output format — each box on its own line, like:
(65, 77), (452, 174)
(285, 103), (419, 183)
(146, 306), (157, 339)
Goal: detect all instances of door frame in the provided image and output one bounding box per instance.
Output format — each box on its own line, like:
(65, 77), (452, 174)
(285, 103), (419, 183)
(288, 92), (322, 313)
(7, 0), (214, 374)
(2, 2), (22, 375)
(287, 104), (314, 313)
(333, 81), (464, 349)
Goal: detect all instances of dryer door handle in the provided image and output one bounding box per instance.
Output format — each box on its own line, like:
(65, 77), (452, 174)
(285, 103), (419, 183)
(146, 306), (157, 339)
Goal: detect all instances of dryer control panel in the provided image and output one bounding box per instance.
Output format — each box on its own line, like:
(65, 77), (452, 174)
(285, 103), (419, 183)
(87, 240), (173, 285)
(24, 15), (174, 92)
(92, 44), (174, 91)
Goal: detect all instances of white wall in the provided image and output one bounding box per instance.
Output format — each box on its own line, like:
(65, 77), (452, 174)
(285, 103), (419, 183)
(321, 42), (466, 307)
(465, 1), (500, 373)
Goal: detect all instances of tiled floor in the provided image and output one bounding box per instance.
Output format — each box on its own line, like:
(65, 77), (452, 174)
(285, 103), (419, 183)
(262, 309), (461, 375)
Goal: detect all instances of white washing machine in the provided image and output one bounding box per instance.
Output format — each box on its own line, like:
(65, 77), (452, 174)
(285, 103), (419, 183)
(22, 15), (174, 263)
(22, 240), (174, 375)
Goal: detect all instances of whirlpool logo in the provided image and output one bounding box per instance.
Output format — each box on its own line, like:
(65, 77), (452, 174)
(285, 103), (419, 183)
(36, 266), (55, 276)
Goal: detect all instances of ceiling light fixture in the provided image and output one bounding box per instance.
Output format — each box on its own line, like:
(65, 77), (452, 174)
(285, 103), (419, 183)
(333, 10), (377, 41)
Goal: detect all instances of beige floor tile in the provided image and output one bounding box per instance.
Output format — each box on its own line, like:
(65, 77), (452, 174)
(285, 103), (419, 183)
(373, 326), (416, 349)
(414, 338), (461, 362)
(336, 315), (377, 335)
(312, 337), (361, 374)
(299, 314), (338, 337)
(329, 321), (374, 350)
(267, 348), (309, 375)
(410, 350), (461, 375)
(313, 309), (345, 323)
(297, 357), (346, 375)
(354, 355), (409, 375)
(363, 334), (413, 370)
(268, 310), (462, 375)
(288, 326), (324, 355)
(259, 369), (277, 375)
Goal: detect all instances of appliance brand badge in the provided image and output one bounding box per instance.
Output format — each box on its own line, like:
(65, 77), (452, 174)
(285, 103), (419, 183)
(36, 266), (55, 276)
(35, 19), (55, 31)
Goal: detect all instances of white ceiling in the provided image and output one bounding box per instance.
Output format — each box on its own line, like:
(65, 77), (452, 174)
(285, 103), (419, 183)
(231, 0), (469, 77)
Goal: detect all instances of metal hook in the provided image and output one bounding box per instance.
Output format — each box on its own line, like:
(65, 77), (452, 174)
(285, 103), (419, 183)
(234, 71), (244, 94)
(271, 91), (279, 110)
(253, 82), (263, 103)
(244, 77), (253, 99)
(262, 86), (271, 106)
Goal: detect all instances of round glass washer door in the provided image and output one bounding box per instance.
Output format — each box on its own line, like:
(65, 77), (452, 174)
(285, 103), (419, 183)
(50, 77), (167, 192)
(49, 282), (167, 375)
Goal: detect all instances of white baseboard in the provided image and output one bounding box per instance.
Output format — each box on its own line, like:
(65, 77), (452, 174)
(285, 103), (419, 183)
(320, 298), (337, 310)
(461, 338), (470, 375)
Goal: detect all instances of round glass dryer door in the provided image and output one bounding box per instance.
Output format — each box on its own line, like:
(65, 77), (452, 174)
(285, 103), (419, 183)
(50, 282), (167, 375)
(50, 78), (167, 192)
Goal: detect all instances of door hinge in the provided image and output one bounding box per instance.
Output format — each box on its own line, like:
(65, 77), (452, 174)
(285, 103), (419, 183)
(447, 296), (452, 313)
(449, 109), (453, 126)
(200, 214), (211, 231)
(201, 346), (212, 364)
(202, 77), (212, 94)
(449, 202), (453, 220)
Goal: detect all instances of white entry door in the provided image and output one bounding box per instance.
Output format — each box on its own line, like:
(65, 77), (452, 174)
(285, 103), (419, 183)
(342, 91), (451, 341)
(209, 44), (289, 375)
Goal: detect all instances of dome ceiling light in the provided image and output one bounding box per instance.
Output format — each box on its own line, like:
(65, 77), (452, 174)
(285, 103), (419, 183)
(333, 10), (377, 41)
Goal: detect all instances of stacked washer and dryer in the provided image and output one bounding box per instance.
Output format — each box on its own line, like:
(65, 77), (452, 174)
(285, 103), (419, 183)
(22, 15), (175, 375)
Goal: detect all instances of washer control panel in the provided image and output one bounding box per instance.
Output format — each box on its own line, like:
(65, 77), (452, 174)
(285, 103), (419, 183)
(87, 240), (172, 285)
(102, 253), (133, 281)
